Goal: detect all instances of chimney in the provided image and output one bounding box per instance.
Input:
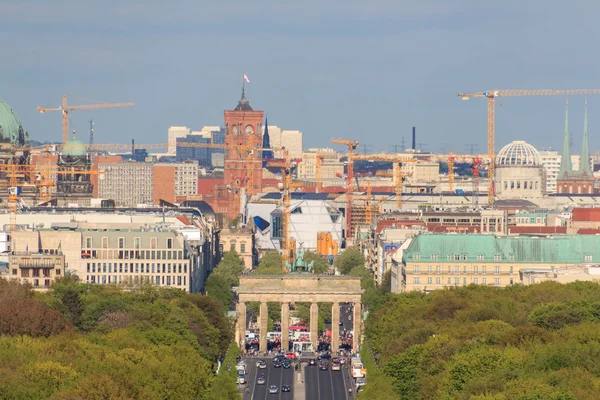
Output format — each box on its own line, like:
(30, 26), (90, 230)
(412, 127), (416, 150)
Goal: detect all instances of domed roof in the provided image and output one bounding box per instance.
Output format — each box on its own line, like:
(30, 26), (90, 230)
(496, 140), (541, 166)
(0, 98), (29, 145)
(62, 136), (87, 157)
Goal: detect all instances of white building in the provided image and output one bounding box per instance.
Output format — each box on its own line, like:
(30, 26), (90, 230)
(168, 126), (191, 155)
(246, 194), (343, 254)
(539, 151), (583, 194)
(494, 141), (545, 199)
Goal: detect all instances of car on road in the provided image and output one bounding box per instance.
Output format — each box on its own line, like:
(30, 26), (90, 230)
(282, 384), (291, 392)
(282, 361), (291, 369)
(273, 361), (282, 368)
(317, 354), (331, 361)
(332, 360), (341, 371)
(285, 352), (297, 360)
(237, 372), (246, 384)
(339, 321), (343, 326)
(272, 355), (285, 363)
(268, 385), (278, 394)
(257, 361), (267, 369)
(308, 358), (316, 366)
(257, 376), (266, 385)
(319, 362), (329, 370)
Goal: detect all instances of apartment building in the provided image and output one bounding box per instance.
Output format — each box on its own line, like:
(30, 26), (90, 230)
(154, 162), (198, 204)
(397, 234), (600, 293)
(168, 126), (191, 155)
(297, 149), (343, 185)
(98, 162), (154, 206)
(6, 252), (65, 290)
(219, 227), (255, 269)
(263, 125), (303, 159)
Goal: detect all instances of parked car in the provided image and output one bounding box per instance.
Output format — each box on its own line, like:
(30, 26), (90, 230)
(269, 385), (278, 394)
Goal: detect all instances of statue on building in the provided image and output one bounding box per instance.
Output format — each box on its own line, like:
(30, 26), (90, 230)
(285, 249), (315, 273)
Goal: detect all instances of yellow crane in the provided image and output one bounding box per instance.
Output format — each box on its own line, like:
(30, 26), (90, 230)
(37, 95), (135, 144)
(458, 88), (600, 204)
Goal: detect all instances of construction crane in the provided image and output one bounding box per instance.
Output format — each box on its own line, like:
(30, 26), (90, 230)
(31, 142), (227, 153)
(266, 156), (300, 272)
(457, 88), (600, 204)
(37, 95), (135, 144)
(470, 156), (483, 205)
(448, 151), (455, 193)
(314, 151), (339, 193)
(331, 138), (359, 240)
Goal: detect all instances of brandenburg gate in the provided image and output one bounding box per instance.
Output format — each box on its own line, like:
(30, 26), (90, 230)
(236, 274), (364, 353)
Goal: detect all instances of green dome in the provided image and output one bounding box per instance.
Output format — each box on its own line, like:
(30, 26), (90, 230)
(62, 137), (87, 157)
(0, 98), (29, 145)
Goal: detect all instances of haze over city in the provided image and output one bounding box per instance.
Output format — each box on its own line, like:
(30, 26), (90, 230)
(2, 0), (600, 151)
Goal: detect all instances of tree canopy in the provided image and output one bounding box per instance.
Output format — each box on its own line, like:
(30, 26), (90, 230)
(334, 246), (365, 275)
(0, 279), (238, 400)
(204, 251), (244, 311)
(255, 251), (285, 275)
(362, 281), (600, 399)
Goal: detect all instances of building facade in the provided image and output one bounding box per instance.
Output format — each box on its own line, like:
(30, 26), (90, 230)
(6, 252), (65, 290)
(494, 140), (545, 198)
(398, 234), (600, 293)
(219, 227), (255, 269)
(168, 126), (191, 155)
(98, 162), (154, 206)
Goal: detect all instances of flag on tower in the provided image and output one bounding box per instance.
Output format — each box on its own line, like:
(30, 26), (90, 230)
(244, 73), (250, 83)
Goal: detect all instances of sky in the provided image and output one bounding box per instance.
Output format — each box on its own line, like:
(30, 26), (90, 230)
(1, 0), (600, 154)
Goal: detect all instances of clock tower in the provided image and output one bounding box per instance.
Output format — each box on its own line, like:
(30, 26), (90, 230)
(221, 88), (264, 218)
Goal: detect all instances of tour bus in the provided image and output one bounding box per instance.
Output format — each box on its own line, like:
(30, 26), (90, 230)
(266, 332), (282, 340)
(351, 357), (365, 378)
(293, 331), (310, 340)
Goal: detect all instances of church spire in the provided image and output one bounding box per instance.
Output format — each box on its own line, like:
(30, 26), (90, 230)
(558, 101), (572, 179)
(262, 116), (273, 161)
(580, 100), (592, 176)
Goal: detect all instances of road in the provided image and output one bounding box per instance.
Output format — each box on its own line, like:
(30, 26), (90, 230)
(305, 362), (351, 400)
(241, 357), (295, 400)
(240, 356), (354, 399)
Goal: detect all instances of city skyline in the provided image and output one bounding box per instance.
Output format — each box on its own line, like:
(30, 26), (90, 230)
(2, 1), (600, 152)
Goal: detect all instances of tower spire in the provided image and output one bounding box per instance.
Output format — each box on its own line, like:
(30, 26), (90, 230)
(580, 100), (592, 176)
(558, 101), (572, 179)
(262, 116), (273, 161)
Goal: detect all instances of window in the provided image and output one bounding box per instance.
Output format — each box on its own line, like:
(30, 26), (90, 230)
(463, 278), (467, 285)
(509, 266), (514, 274)
(482, 278), (487, 284)
(435, 266), (441, 274)
(118, 237), (125, 249)
(463, 266), (468, 274)
(474, 278), (478, 284)
(462, 254), (467, 261)
(473, 266), (479, 274)
(477, 254), (484, 261)
(454, 266), (460, 274)
(447, 278), (451, 284)
(85, 237), (92, 248)
(494, 255), (501, 261)
(430, 254), (438, 261)
(435, 277), (441, 284)
(494, 278), (501, 285)
(447, 266), (452, 274)
(413, 266), (421, 274)
(414, 254), (421, 261)
(427, 277), (433, 284)
(230, 243), (236, 252)
(585, 254), (592, 262)
(482, 266), (487, 274)
(134, 237), (141, 249)
(151, 237), (157, 249)
(167, 238), (173, 249)
(240, 243), (246, 253)
(494, 266), (500, 275)
(102, 237), (108, 249)
(509, 255), (515, 262)
(454, 278), (460, 285)
(454, 254), (460, 261)
(427, 266), (432, 274)
(447, 255), (452, 261)
(413, 277), (420, 284)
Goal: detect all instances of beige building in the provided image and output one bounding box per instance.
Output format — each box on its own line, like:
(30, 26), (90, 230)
(220, 227), (254, 269)
(264, 125), (303, 159)
(12, 227), (199, 292)
(408, 162), (440, 184)
(98, 163), (154, 206)
(168, 126), (191, 155)
(6, 252), (65, 290)
(397, 234), (600, 293)
(297, 149), (343, 185)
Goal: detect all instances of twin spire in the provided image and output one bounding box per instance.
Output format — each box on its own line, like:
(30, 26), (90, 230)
(558, 101), (592, 179)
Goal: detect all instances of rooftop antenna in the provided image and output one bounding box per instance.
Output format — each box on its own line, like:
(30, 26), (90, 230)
(89, 119), (94, 145)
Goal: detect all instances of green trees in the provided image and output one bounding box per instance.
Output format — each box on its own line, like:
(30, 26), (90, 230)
(255, 251), (285, 274)
(334, 246), (365, 275)
(0, 280), (238, 399)
(363, 282), (600, 399)
(205, 251), (245, 311)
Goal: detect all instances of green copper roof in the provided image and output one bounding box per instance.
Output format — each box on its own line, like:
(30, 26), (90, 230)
(0, 98), (29, 145)
(580, 101), (592, 176)
(62, 136), (87, 157)
(558, 102), (572, 179)
(404, 234), (600, 264)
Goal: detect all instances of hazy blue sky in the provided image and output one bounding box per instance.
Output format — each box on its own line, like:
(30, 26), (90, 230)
(1, 0), (599, 154)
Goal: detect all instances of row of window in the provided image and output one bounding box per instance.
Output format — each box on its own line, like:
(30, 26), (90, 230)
(412, 266), (513, 275)
(86, 262), (188, 275)
(16, 278), (52, 287)
(413, 277), (512, 286)
(13, 268), (60, 278)
(85, 237), (175, 250)
(416, 254), (509, 262)
(82, 250), (184, 261)
(228, 243), (247, 253)
(87, 275), (187, 286)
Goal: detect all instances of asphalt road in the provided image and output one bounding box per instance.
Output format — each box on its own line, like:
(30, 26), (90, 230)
(305, 361), (352, 400)
(241, 357), (295, 400)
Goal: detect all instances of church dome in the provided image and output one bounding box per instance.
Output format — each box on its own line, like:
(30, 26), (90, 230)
(62, 136), (87, 157)
(0, 98), (29, 145)
(496, 140), (541, 166)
